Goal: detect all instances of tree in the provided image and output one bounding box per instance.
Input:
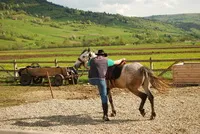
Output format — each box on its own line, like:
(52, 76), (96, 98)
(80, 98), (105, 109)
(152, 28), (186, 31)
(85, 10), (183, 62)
(0, 3), (6, 10)
(43, 16), (51, 22)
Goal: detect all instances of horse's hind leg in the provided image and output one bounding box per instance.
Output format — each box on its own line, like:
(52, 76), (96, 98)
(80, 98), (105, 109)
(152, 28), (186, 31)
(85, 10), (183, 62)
(138, 92), (148, 117)
(107, 88), (116, 117)
(129, 88), (148, 117)
(127, 84), (148, 117)
(142, 81), (156, 120)
(148, 90), (156, 120)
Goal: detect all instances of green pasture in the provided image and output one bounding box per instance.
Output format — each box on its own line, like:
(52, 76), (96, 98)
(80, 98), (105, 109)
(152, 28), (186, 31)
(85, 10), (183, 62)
(0, 42), (199, 56)
(1, 47), (200, 56)
(0, 17), (133, 50)
(0, 43), (199, 83)
(1, 10), (199, 51)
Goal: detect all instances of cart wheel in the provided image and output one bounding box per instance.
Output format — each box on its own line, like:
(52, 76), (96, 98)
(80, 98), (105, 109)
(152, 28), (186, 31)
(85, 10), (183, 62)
(54, 74), (63, 86)
(20, 74), (32, 86)
(33, 76), (43, 84)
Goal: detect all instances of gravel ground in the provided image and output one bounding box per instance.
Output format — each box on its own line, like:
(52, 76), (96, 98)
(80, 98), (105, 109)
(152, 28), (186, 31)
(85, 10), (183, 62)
(0, 86), (200, 134)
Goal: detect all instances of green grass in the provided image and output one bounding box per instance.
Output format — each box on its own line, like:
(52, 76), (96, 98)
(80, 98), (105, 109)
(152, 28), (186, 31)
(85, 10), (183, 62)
(0, 44), (199, 81)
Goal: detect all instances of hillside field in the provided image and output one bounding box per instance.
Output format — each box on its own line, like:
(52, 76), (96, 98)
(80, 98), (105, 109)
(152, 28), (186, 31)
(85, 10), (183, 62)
(0, 1), (199, 50)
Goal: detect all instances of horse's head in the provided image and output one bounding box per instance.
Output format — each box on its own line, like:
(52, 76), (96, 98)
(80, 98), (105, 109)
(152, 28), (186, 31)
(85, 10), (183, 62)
(74, 48), (96, 69)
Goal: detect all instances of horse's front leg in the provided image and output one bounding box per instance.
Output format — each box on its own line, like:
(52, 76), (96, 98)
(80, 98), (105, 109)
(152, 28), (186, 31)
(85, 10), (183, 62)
(107, 87), (116, 117)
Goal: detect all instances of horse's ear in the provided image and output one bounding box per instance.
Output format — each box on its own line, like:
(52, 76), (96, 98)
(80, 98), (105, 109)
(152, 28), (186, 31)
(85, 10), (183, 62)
(88, 48), (90, 52)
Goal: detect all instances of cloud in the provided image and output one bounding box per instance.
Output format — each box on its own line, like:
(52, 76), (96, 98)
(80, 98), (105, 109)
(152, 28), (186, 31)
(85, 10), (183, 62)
(98, 3), (131, 15)
(102, 0), (133, 5)
(163, 2), (174, 8)
(47, 0), (200, 17)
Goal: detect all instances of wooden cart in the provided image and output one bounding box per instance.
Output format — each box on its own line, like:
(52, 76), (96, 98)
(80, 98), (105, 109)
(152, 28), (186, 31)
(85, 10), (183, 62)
(18, 65), (78, 86)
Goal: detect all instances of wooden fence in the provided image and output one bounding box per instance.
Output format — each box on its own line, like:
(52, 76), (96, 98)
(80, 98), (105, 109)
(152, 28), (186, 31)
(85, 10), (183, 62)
(0, 57), (200, 81)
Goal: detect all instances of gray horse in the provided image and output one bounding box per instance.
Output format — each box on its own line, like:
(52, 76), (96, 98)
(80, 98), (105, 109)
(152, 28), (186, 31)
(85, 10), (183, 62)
(74, 48), (168, 120)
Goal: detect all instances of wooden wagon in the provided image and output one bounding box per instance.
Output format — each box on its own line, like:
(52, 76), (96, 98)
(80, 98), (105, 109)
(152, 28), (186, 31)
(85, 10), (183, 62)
(172, 62), (200, 85)
(18, 65), (78, 86)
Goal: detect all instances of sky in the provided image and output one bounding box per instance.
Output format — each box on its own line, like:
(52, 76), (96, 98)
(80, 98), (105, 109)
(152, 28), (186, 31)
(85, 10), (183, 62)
(47, 0), (200, 17)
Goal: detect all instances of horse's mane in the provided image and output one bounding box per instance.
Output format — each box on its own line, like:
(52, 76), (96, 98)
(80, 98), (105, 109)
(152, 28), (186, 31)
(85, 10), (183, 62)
(80, 49), (87, 56)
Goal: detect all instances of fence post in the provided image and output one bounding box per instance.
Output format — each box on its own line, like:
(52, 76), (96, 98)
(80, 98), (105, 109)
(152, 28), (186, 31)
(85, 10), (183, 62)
(13, 59), (17, 79)
(150, 57), (153, 70)
(55, 59), (58, 67)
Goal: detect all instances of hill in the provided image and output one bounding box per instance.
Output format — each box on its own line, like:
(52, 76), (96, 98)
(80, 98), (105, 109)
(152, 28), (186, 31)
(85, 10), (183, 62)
(0, 0), (199, 50)
(146, 14), (200, 38)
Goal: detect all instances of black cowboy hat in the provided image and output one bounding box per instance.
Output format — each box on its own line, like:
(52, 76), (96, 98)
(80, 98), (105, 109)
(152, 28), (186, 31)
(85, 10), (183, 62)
(95, 49), (107, 57)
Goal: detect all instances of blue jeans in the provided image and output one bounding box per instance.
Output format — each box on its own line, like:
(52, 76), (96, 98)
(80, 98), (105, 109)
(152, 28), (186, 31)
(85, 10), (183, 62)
(89, 78), (107, 104)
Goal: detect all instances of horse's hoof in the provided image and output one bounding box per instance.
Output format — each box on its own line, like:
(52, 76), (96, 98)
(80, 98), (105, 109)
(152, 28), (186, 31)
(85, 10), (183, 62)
(150, 112), (156, 120)
(139, 109), (146, 117)
(110, 113), (116, 117)
(110, 111), (116, 117)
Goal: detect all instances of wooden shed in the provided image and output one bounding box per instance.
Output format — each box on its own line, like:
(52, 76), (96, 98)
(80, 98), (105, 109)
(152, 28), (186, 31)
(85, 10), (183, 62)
(172, 62), (200, 84)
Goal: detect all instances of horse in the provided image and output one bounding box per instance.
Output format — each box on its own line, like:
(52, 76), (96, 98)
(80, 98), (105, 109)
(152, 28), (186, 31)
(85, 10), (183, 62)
(74, 48), (168, 120)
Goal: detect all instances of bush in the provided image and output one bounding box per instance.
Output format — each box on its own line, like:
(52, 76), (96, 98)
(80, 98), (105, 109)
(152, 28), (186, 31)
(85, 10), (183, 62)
(11, 43), (24, 50)
(63, 38), (70, 45)
(18, 34), (34, 40)
(43, 16), (51, 22)
(0, 35), (16, 41)
(50, 23), (61, 28)
(41, 44), (48, 49)
(31, 19), (43, 25)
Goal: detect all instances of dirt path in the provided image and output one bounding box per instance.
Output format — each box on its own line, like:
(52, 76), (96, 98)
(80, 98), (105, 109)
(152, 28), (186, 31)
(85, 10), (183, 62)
(0, 85), (199, 134)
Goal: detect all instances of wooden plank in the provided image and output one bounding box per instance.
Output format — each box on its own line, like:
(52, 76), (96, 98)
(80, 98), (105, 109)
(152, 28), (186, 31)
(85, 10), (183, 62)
(173, 76), (200, 78)
(174, 73), (200, 75)
(173, 76), (200, 79)
(174, 64), (200, 67)
(173, 81), (200, 84)
(173, 66), (200, 69)
(173, 72), (200, 74)
(174, 81), (200, 84)
(174, 78), (200, 80)
(174, 80), (200, 83)
(173, 74), (200, 77)
(173, 77), (200, 80)
(173, 65), (200, 68)
(173, 68), (200, 72)
(174, 67), (200, 70)
(0, 58), (200, 64)
(184, 62), (200, 65)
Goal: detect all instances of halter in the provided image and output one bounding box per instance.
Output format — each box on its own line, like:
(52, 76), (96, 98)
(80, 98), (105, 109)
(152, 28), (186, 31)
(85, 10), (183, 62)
(78, 57), (85, 65)
(75, 49), (96, 70)
(77, 55), (91, 69)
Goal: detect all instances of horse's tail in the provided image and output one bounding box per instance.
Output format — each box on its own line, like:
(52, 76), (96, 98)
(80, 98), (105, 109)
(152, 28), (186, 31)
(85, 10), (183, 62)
(140, 66), (169, 92)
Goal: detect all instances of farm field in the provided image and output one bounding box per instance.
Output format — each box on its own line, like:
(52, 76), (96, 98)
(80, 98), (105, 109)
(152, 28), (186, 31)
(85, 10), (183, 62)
(0, 43), (200, 81)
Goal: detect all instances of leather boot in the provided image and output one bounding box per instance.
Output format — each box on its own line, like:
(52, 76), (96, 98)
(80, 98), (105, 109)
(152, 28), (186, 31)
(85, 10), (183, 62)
(102, 103), (110, 121)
